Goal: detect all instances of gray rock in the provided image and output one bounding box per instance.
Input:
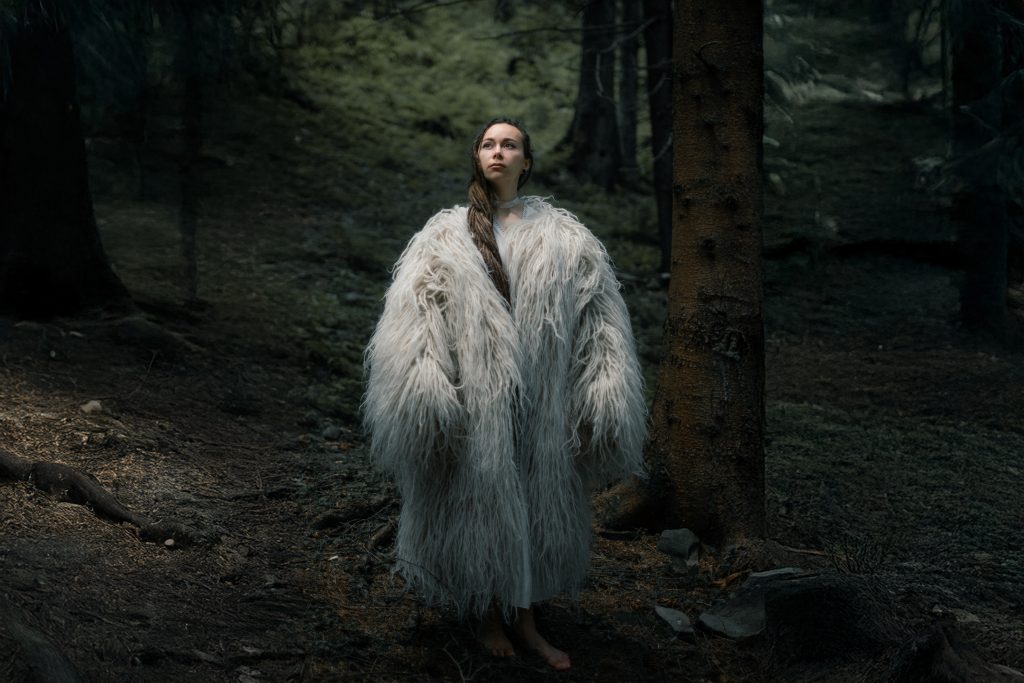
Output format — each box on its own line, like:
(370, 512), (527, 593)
(322, 425), (341, 440)
(657, 528), (700, 573)
(698, 594), (767, 640)
(764, 572), (884, 664)
(697, 567), (892, 668)
(655, 605), (694, 636)
(697, 567), (808, 640)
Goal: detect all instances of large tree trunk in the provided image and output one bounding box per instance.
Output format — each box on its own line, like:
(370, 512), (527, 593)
(1002, 4), (1024, 292)
(953, 0), (1008, 335)
(562, 0), (621, 189)
(177, 2), (203, 305)
(602, 0), (766, 543)
(0, 2), (129, 318)
(618, 0), (641, 183)
(643, 0), (673, 275)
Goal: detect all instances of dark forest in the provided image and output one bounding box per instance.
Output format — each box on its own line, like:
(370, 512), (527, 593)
(1, 0), (1022, 680)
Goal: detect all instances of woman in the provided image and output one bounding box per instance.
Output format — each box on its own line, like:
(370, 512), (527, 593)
(363, 117), (646, 670)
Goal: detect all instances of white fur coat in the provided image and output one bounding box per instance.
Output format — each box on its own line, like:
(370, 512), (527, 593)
(363, 197), (646, 617)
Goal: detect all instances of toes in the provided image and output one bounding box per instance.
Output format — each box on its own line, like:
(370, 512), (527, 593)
(483, 640), (516, 658)
(547, 652), (571, 671)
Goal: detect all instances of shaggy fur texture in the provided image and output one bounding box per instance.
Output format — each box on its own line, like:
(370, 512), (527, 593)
(364, 197), (646, 618)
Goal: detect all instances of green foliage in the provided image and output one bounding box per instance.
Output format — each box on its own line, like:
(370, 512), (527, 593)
(291, 1), (582, 197)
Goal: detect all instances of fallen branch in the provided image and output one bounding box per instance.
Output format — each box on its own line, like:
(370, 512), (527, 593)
(0, 446), (201, 547)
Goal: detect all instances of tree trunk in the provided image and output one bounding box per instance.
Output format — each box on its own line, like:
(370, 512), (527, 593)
(0, 2), (129, 318)
(177, 2), (203, 304)
(562, 0), (621, 189)
(952, 0), (1008, 335)
(643, 0), (673, 275)
(618, 0), (641, 182)
(1002, 4), (1024, 291)
(603, 0), (766, 543)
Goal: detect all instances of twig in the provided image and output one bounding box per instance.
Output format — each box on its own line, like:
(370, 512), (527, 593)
(776, 543), (828, 557)
(442, 639), (468, 683)
(125, 350), (159, 401)
(712, 569), (749, 590)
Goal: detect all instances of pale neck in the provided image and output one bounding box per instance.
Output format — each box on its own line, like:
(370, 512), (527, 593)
(491, 180), (518, 203)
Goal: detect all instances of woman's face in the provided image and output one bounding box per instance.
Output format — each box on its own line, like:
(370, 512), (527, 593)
(477, 123), (530, 191)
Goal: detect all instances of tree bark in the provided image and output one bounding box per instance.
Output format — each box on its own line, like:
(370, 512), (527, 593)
(177, 1), (203, 304)
(601, 0), (766, 544)
(0, 2), (129, 318)
(618, 0), (641, 182)
(643, 0), (673, 274)
(952, 0), (1008, 335)
(562, 0), (621, 189)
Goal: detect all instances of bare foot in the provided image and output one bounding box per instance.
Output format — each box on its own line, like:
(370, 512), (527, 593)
(478, 608), (516, 658)
(512, 607), (571, 671)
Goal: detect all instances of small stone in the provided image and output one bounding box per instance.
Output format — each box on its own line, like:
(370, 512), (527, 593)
(657, 529), (700, 572)
(264, 574), (286, 588)
(657, 528), (699, 557)
(698, 597), (766, 640)
(322, 425), (341, 440)
(191, 649), (223, 665)
(164, 538), (175, 547)
(655, 605), (694, 636)
(80, 400), (104, 414)
(949, 608), (980, 624)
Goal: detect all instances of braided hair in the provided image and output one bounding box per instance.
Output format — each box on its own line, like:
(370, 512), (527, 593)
(466, 117), (534, 303)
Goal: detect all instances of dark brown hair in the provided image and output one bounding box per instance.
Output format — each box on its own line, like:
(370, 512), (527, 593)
(467, 117), (533, 302)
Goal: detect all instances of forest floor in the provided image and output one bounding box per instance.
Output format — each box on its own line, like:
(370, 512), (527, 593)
(2, 4), (1023, 682)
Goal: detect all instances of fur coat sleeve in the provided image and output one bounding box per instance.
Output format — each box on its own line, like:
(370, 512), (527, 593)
(362, 213), (464, 480)
(568, 230), (647, 488)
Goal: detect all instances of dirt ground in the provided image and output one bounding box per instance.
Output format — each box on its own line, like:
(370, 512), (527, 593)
(2, 5), (1023, 682)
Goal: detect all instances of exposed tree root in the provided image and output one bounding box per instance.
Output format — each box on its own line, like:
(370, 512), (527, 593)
(0, 447), (200, 547)
(593, 476), (666, 532)
(892, 623), (1024, 682)
(367, 518), (397, 551)
(2, 604), (83, 683)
